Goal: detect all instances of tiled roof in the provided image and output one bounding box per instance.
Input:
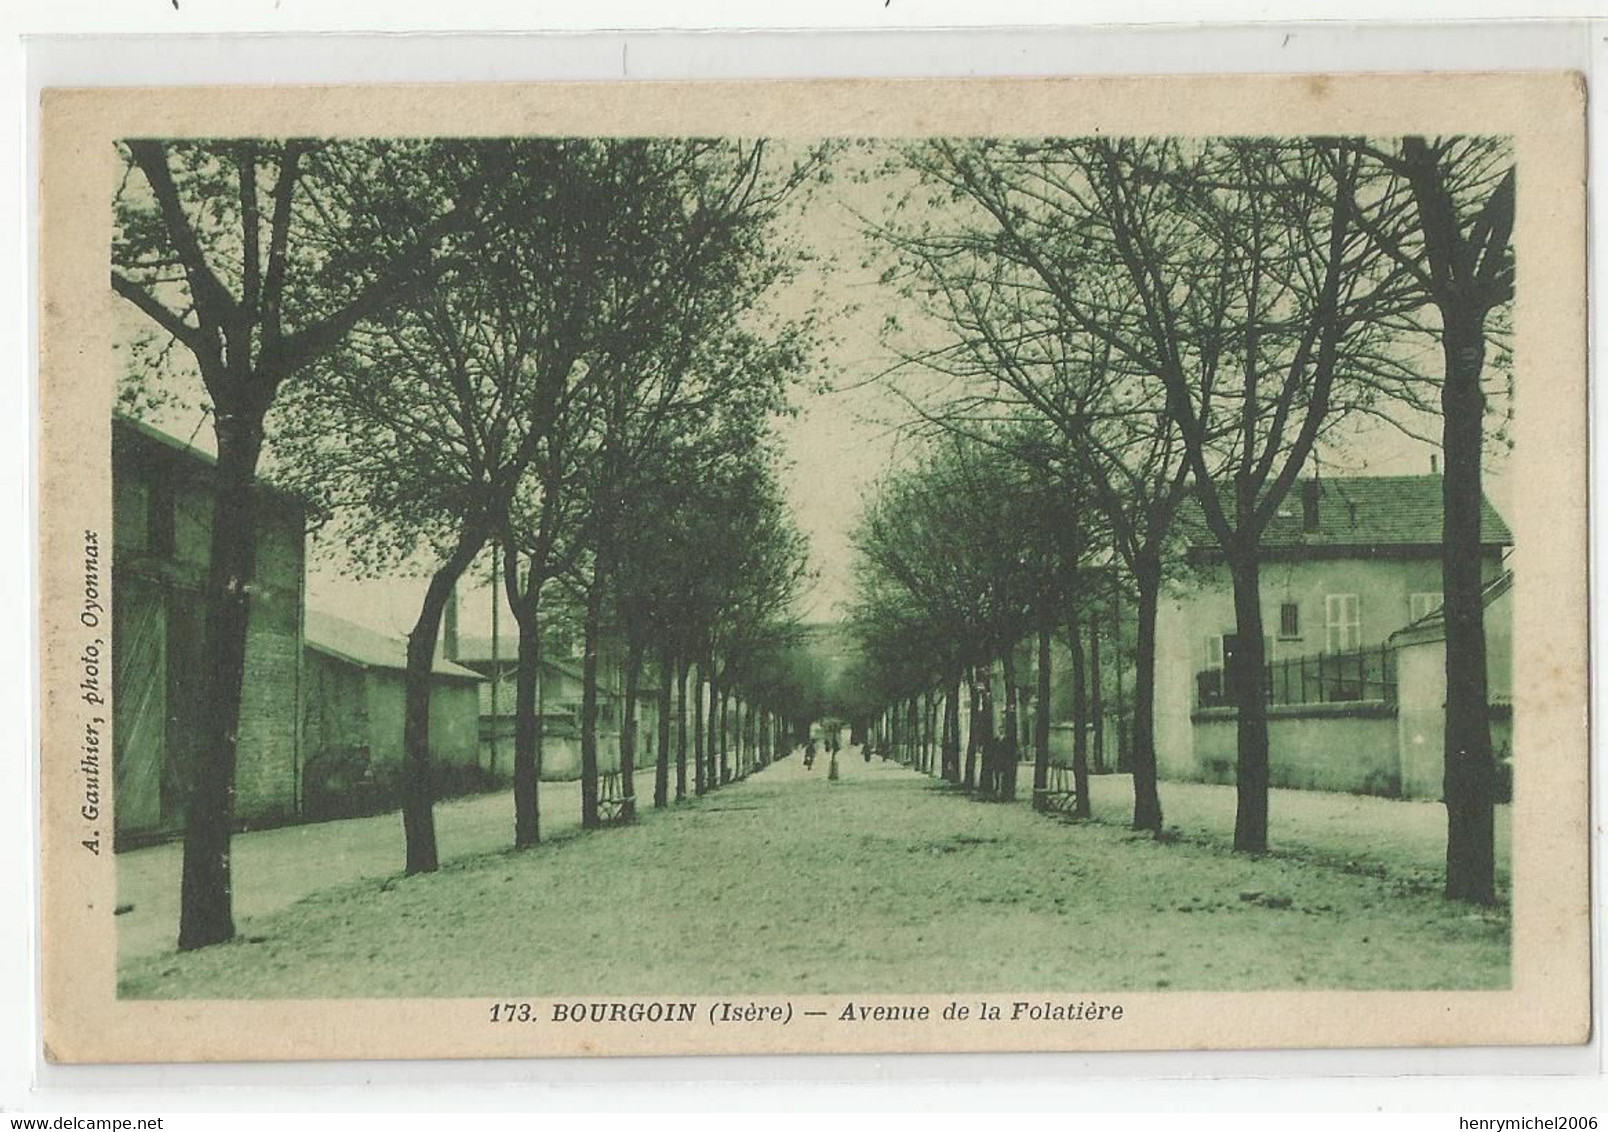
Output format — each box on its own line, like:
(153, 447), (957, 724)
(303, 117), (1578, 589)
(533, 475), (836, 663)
(113, 412), (304, 504)
(306, 610), (484, 681)
(447, 636), (657, 695)
(452, 636), (588, 683)
(1183, 475), (1513, 551)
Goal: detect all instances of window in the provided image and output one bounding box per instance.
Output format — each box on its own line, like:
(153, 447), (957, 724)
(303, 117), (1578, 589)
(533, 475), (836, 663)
(1409, 592), (1443, 623)
(1325, 594), (1360, 652)
(1202, 632), (1274, 706)
(1278, 602), (1301, 639)
(1199, 634), (1223, 699)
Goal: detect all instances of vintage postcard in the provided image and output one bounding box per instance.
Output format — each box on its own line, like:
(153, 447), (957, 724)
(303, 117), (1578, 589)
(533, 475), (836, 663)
(36, 73), (1589, 1063)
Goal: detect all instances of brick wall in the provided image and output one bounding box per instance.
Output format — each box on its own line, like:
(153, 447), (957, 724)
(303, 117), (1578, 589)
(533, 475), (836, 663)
(112, 419), (308, 838)
(221, 497), (305, 827)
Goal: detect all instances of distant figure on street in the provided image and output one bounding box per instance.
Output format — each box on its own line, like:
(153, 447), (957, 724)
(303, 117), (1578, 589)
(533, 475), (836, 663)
(804, 739), (817, 770)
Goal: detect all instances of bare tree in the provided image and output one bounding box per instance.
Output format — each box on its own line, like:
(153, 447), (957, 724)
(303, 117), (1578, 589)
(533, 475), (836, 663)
(275, 142), (603, 873)
(875, 139), (1194, 831)
(112, 139), (480, 946)
(1357, 137), (1514, 903)
(1067, 138), (1421, 851)
(563, 139), (826, 828)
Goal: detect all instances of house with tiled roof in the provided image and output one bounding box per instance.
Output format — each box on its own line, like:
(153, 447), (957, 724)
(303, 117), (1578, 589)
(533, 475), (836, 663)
(114, 411), (502, 836)
(446, 628), (662, 782)
(300, 609), (487, 818)
(112, 413), (307, 845)
(1153, 474), (1514, 800)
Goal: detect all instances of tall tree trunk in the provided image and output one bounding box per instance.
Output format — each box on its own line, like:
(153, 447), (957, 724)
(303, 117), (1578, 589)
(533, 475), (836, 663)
(1069, 608), (1091, 818)
(1113, 594), (1128, 771)
(619, 642), (643, 823)
(705, 658), (719, 790)
(964, 667), (982, 791)
(981, 668), (998, 794)
(714, 668), (728, 786)
(1227, 544), (1271, 853)
(509, 587), (543, 848)
(579, 571), (606, 830)
(1090, 608), (1106, 774)
(692, 658), (706, 796)
(737, 696), (748, 776)
(926, 684), (939, 775)
(675, 655), (689, 800)
(401, 533), (485, 874)
(1000, 651), (1019, 802)
(722, 687), (734, 783)
(1033, 622), (1052, 812)
(502, 547), (546, 850)
(1130, 557), (1165, 832)
(177, 413), (264, 951)
(655, 648), (673, 809)
(1397, 137), (1510, 905)
(751, 703), (760, 770)
(1441, 311), (1497, 903)
(943, 680), (955, 779)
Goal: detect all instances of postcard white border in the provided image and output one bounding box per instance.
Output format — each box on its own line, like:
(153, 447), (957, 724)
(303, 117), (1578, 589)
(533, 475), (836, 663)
(8, 16), (1604, 1112)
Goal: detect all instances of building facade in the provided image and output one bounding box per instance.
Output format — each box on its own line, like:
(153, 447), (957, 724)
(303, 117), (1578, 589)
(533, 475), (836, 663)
(450, 632), (666, 781)
(1154, 475), (1514, 799)
(301, 610), (487, 818)
(113, 414), (496, 842)
(111, 415), (306, 844)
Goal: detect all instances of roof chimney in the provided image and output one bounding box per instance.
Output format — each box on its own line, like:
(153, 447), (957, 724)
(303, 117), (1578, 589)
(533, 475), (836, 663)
(1301, 480), (1321, 533)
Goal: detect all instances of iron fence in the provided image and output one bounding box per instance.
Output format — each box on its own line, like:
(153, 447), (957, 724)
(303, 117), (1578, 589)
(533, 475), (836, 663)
(1197, 642), (1396, 710)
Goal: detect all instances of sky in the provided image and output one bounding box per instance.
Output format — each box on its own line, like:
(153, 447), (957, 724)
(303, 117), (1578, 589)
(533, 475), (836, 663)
(759, 151), (1506, 625)
(112, 140), (1511, 644)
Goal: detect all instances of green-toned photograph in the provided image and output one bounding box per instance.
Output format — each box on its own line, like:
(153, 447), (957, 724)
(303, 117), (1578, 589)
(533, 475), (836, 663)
(107, 130), (1519, 1001)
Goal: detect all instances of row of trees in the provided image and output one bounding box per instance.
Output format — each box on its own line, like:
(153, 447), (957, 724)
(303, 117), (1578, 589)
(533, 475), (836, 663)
(851, 134), (1513, 903)
(113, 137), (826, 949)
(848, 428), (1122, 814)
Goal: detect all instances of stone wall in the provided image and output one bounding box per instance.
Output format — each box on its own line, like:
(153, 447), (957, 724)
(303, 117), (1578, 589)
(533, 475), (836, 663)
(1191, 702), (1402, 798)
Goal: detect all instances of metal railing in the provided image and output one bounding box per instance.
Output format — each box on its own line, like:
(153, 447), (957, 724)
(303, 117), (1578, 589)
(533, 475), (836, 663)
(1197, 643), (1396, 709)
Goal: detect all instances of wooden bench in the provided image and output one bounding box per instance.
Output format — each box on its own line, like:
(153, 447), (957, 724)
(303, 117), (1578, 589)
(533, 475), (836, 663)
(1035, 764), (1079, 815)
(598, 770), (632, 823)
